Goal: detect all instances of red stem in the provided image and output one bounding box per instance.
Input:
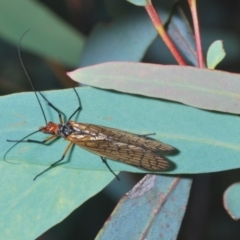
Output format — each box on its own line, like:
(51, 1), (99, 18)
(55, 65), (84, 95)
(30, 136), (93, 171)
(145, 1), (187, 66)
(188, 0), (204, 68)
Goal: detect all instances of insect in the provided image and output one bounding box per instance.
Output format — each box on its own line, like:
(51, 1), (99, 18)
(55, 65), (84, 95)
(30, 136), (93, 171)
(4, 32), (177, 180)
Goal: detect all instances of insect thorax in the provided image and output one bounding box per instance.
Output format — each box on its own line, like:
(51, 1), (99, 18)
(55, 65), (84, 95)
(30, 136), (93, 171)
(58, 122), (74, 138)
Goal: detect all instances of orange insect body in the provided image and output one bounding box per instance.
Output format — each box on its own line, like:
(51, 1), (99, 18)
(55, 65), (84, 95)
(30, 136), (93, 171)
(40, 120), (175, 171)
(40, 122), (59, 135)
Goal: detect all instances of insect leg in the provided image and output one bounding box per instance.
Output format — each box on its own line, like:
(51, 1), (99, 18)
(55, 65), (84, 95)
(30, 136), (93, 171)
(38, 92), (65, 124)
(68, 87), (82, 120)
(101, 157), (120, 181)
(4, 129), (42, 161)
(34, 142), (74, 180)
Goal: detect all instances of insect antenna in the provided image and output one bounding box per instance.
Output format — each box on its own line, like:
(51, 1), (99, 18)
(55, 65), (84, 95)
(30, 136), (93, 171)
(18, 30), (47, 125)
(4, 129), (42, 162)
(18, 31), (82, 124)
(4, 31), (49, 161)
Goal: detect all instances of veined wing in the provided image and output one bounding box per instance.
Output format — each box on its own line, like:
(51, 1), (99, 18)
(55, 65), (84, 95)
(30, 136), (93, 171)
(66, 121), (175, 170)
(69, 121), (176, 153)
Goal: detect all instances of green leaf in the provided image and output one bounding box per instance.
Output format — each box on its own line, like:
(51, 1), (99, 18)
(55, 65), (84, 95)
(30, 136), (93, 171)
(206, 40), (226, 69)
(68, 62), (240, 114)
(96, 175), (192, 239)
(223, 182), (240, 220)
(2, 87), (240, 174)
(0, 160), (114, 240)
(127, 0), (147, 7)
(2, 86), (240, 238)
(166, 7), (198, 66)
(0, 0), (85, 67)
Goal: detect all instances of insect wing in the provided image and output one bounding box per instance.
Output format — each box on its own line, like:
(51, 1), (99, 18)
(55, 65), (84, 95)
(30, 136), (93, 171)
(67, 122), (173, 170)
(69, 121), (175, 153)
